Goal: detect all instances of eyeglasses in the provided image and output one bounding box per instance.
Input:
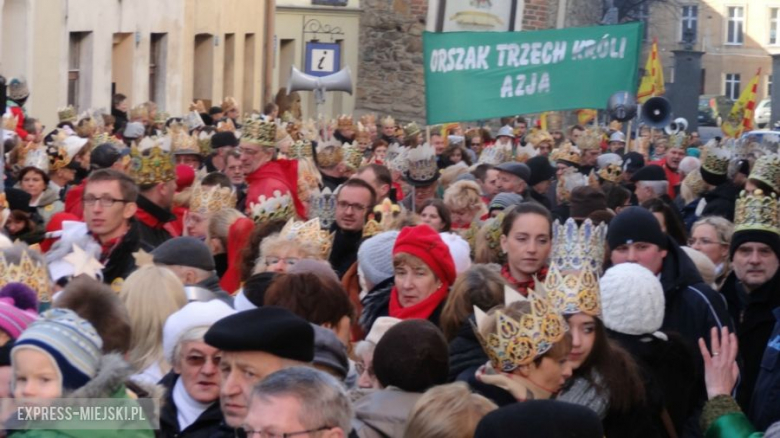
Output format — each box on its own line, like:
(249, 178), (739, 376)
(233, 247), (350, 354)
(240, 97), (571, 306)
(264, 257), (301, 267)
(688, 238), (723, 246)
(243, 426), (333, 438)
(185, 354), (221, 368)
(336, 201), (368, 212)
(355, 362), (375, 377)
(237, 146), (261, 156)
(83, 195), (132, 207)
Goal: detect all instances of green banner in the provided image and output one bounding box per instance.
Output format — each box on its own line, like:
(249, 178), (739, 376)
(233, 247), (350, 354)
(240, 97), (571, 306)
(423, 22), (643, 124)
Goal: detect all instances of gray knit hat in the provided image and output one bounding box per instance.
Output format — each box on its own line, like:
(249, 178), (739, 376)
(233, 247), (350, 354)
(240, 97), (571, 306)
(357, 231), (399, 287)
(489, 192), (524, 212)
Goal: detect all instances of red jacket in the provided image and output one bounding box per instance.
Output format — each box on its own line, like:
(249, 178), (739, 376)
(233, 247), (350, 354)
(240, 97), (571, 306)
(8, 105), (29, 139)
(64, 180), (86, 220)
(244, 159), (305, 218)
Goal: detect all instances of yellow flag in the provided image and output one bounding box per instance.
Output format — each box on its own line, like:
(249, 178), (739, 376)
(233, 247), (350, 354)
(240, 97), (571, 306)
(540, 112), (549, 131)
(577, 109), (597, 125)
(722, 69), (761, 138)
(637, 39), (665, 104)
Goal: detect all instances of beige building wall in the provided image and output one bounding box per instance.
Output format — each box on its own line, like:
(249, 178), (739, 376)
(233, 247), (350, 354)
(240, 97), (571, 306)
(272, 0), (360, 121)
(649, 0), (776, 103)
(0, 0), (271, 131)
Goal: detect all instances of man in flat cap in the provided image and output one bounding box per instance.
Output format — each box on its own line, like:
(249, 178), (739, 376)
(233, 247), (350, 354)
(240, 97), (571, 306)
(494, 162), (531, 199)
(630, 164), (669, 205)
(204, 307), (315, 433)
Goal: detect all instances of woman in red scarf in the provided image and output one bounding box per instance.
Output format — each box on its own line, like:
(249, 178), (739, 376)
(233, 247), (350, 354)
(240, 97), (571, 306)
(499, 203), (552, 296)
(360, 224), (456, 333)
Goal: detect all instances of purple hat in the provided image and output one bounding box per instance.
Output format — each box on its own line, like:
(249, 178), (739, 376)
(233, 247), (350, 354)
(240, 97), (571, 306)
(0, 283), (39, 339)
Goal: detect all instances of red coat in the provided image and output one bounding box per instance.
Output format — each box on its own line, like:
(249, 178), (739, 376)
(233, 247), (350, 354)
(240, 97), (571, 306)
(8, 105), (29, 139)
(244, 159), (305, 218)
(64, 180), (86, 220)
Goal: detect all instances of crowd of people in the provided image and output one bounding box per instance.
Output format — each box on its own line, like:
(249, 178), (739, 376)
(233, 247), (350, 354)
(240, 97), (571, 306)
(0, 75), (779, 437)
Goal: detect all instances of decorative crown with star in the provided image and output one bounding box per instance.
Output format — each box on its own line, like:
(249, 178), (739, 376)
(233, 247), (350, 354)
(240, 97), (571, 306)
(543, 219), (606, 317)
(129, 137), (176, 185)
(0, 247), (51, 303)
(472, 286), (568, 372)
(734, 189), (780, 235)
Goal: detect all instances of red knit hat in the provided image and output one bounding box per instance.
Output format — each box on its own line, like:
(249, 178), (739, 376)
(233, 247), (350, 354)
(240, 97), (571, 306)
(392, 225), (456, 286)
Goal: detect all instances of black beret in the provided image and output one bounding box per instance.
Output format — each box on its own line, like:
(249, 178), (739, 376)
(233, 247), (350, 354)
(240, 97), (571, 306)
(495, 162), (531, 183)
(630, 164), (667, 182)
(90, 143), (126, 170)
(152, 237), (215, 271)
(211, 132), (239, 149)
(243, 272), (279, 307)
(475, 400), (604, 438)
(622, 152), (645, 174)
(5, 188), (32, 212)
(204, 307), (314, 361)
(526, 156), (556, 186)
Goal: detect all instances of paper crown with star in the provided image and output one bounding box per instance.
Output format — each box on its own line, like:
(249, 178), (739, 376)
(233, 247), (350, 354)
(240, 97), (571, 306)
(734, 189), (780, 235)
(473, 286), (568, 372)
(543, 218), (606, 317)
(279, 218), (334, 259)
(0, 246), (51, 303)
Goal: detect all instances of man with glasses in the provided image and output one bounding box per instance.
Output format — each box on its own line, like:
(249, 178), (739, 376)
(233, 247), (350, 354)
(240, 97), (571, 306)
(242, 117), (305, 218)
(329, 179), (377, 278)
(83, 169), (148, 286)
(242, 367), (353, 438)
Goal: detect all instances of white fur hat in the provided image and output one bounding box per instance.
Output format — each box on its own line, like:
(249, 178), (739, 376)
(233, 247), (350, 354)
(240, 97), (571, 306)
(599, 263), (665, 336)
(365, 316), (402, 345)
(439, 232), (472, 275)
(163, 300), (236, 363)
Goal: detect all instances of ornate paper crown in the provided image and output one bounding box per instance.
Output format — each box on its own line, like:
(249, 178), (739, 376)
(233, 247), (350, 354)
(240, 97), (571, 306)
(546, 112), (563, 132)
(0, 248), (51, 303)
(363, 199), (402, 238)
(130, 105), (149, 120)
(241, 115), (276, 147)
(552, 142), (581, 165)
(316, 141), (344, 168)
(734, 189), (780, 234)
(381, 115), (396, 128)
(309, 187), (337, 229)
(577, 128), (603, 151)
(355, 122), (371, 142)
(473, 286), (567, 372)
(92, 132), (124, 149)
(557, 168), (588, 203)
(669, 132), (687, 150)
(197, 130), (213, 156)
(478, 143), (512, 165)
(342, 142), (365, 171)
(404, 122), (422, 141)
(406, 143), (438, 183)
(280, 218), (334, 259)
(217, 118), (236, 133)
(289, 140), (314, 159)
(528, 129), (553, 147)
(58, 106), (77, 123)
(749, 154), (780, 194)
(191, 183), (237, 215)
(485, 213), (506, 264)
(168, 122), (201, 156)
(702, 144), (731, 176)
(597, 162), (623, 183)
(250, 190), (296, 224)
(544, 219), (606, 316)
(337, 114), (354, 129)
(221, 96), (238, 112)
(45, 130), (76, 171)
(514, 143), (538, 163)
(20, 143), (50, 172)
(360, 113), (377, 127)
(129, 137), (176, 185)
(153, 111), (170, 126)
(683, 168), (707, 197)
(75, 114), (98, 138)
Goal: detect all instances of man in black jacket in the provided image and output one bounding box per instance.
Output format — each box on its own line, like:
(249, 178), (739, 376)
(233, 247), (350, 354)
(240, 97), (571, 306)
(329, 179), (376, 278)
(719, 189), (780, 426)
(699, 145), (738, 221)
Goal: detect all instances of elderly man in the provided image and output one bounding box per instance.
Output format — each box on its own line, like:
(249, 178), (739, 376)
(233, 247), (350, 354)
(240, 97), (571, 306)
(152, 237), (234, 306)
(243, 367), (353, 438)
(494, 162), (530, 198)
(329, 179), (377, 278)
(720, 190), (780, 428)
(204, 307), (315, 434)
(630, 165), (669, 205)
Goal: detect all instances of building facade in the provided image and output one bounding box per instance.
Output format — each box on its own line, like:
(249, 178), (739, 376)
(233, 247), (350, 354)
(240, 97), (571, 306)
(649, 0), (776, 103)
(0, 0), (272, 130)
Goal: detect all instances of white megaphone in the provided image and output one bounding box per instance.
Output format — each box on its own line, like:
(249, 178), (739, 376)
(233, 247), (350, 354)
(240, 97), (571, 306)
(664, 117), (689, 135)
(287, 66), (353, 105)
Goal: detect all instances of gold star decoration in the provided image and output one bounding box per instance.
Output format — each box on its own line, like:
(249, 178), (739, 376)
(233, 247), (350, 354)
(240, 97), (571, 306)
(132, 249), (155, 267)
(63, 244), (104, 279)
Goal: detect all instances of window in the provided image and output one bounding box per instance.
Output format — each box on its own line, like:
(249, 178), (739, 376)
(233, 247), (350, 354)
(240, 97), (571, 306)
(769, 76), (773, 96)
(727, 6), (745, 45)
(725, 73), (741, 100)
(149, 33), (167, 106)
(771, 8), (779, 45)
(68, 32), (91, 109)
(681, 5), (698, 42)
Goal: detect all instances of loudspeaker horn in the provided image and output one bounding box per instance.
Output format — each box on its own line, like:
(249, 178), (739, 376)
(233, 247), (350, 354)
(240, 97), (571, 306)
(607, 91), (637, 122)
(641, 97), (673, 129)
(287, 66), (353, 96)
(664, 117), (689, 135)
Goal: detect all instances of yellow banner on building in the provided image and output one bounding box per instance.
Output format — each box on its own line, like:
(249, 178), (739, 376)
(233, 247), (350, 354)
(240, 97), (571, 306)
(722, 69), (760, 138)
(637, 39), (665, 104)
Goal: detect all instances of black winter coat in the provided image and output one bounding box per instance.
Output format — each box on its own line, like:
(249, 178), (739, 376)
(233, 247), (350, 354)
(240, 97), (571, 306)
(448, 315), (488, 382)
(102, 219), (152, 286)
(159, 372), (227, 438)
(750, 308), (780, 430)
(136, 195), (176, 249)
(701, 182), (739, 222)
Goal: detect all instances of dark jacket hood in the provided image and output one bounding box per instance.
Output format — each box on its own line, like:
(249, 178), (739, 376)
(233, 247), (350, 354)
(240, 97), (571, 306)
(659, 236), (703, 295)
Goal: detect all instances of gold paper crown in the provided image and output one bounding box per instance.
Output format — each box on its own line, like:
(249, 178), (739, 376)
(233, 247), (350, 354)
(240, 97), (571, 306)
(337, 114), (354, 129)
(289, 140), (314, 160)
(597, 162), (623, 183)
(360, 114), (377, 127)
(342, 143), (365, 171)
(190, 183), (237, 215)
(381, 115), (396, 128)
(362, 219), (382, 239)
(221, 96), (238, 112)
(478, 143), (512, 165)
(168, 122), (201, 156)
(355, 122), (371, 142)
(702, 145), (731, 176)
(683, 168), (707, 197)
(576, 128), (603, 151)
(280, 218), (334, 259)
(92, 132), (124, 148)
(316, 141), (344, 168)
(129, 139), (176, 185)
(514, 143), (538, 163)
(734, 189), (780, 234)
(153, 111), (170, 126)
(473, 286), (567, 371)
(528, 129), (553, 147)
(58, 106), (77, 123)
(45, 130), (74, 171)
(310, 187), (337, 229)
(287, 120), (303, 140)
(250, 190), (296, 224)
(557, 168), (588, 203)
(130, 105), (149, 120)
(485, 213), (506, 264)
(197, 131), (213, 156)
(544, 219), (606, 316)
(217, 118), (236, 133)
(404, 122), (422, 141)
(546, 112), (563, 132)
(669, 132), (687, 150)
(76, 115), (98, 138)
(241, 116), (276, 147)
(749, 154), (780, 194)
(552, 142), (581, 165)
(608, 120), (623, 131)
(363, 199), (401, 238)
(3, 113), (18, 131)
(406, 143), (438, 182)
(0, 248), (51, 303)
